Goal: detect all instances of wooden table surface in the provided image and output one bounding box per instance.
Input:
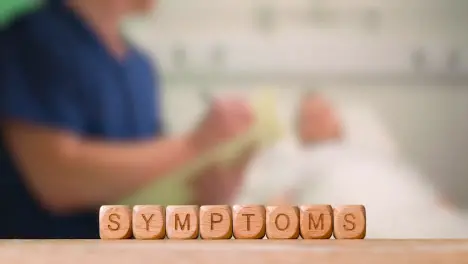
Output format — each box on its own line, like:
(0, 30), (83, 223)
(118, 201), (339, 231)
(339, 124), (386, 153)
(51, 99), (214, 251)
(2, 240), (468, 264)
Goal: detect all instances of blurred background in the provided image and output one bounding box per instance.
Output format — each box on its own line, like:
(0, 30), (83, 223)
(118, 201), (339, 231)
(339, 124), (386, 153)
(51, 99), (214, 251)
(125, 0), (468, 207)
(4, 0), (468, 207)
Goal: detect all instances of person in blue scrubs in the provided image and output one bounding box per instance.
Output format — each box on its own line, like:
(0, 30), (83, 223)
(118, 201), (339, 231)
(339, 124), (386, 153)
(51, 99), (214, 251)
(0, 0), (253, 238)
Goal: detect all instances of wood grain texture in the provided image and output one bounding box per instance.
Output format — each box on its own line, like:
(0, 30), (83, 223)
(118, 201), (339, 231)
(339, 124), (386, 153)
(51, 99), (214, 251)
(266, 206), (300, 239)
(233, 205), (266, 239)
(166, 206), (200, 239)
(200, 205), (233, 239)
(333, 205), (366, 239)
(133, 205), (166, 239)
(1, 240), (468, 264)
(299, 205), (333, 239)
(99, 205), (132, 239)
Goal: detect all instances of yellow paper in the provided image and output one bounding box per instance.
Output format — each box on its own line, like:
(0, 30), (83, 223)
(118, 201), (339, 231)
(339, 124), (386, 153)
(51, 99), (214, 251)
(121, 88), (284, 206)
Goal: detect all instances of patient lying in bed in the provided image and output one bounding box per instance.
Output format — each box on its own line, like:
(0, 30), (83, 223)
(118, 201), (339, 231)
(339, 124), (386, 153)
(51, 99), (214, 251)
(235, 93), (468, 239)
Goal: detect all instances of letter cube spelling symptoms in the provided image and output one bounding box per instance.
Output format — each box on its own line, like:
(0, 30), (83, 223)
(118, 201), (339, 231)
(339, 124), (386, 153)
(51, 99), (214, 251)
(99, 205), (132, 239)
(166, 205), (199, 239)
(333, 205), (366, 239)
(300, 205), (333, 239)
(266, 206), (300, 239)
(133, 205), (166, 239)
(200, 205), (232, 239)
(232, 205), (266, 239)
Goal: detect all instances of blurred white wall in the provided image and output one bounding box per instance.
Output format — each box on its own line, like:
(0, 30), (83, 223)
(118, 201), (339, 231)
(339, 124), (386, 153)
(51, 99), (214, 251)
(126, 0), (468, 204)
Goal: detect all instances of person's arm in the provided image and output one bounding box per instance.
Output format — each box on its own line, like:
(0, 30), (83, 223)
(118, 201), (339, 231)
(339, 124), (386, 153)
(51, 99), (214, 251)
(2, 121), (200, 214)
(0, 33), (200, 214)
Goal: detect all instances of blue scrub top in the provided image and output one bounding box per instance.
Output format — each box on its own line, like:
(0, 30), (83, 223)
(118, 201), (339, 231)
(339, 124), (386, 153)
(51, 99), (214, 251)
(0, 2), (163, 238)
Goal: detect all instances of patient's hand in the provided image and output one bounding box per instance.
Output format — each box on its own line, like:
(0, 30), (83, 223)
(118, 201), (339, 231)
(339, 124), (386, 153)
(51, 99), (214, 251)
(437, 194), (459, 212)
(269, 189), (298, 206)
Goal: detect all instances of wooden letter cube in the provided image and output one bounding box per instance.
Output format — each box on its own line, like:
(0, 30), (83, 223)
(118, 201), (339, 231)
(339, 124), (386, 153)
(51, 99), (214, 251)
(99, 205), (132, 239)
(266, 206), (300, 239)
(166, 205), (199, 239)
(200, 205), (232, 239)
(333, 205), (366, 239)
(232, 205), (266, 239)
(299, 205), (333, 239)
(133, 205), (166, 239)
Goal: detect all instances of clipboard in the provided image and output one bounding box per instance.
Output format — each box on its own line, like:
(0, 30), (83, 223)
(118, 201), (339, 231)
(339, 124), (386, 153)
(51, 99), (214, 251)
(121, 89), (284, 206)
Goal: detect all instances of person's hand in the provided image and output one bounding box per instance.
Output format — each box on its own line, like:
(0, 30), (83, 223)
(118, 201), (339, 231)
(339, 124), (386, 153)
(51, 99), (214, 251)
(190, 97), (254, 153)
(190, 146), (257, 205)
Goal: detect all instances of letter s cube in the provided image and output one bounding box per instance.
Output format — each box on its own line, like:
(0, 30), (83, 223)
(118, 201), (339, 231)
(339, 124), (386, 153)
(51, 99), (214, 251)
(333, 205), (366, 239)
(99, 205), (132, 239)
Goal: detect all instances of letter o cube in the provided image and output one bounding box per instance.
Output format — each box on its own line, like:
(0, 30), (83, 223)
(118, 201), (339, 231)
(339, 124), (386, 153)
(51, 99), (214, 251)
(266, 206), (300, 239)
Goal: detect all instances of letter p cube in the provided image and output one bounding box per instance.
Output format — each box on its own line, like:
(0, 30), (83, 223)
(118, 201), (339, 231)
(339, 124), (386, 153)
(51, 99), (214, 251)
(200, 205), (232, 239)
